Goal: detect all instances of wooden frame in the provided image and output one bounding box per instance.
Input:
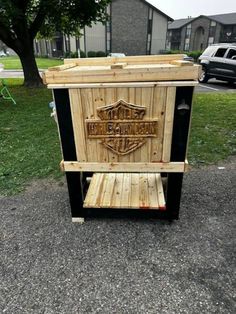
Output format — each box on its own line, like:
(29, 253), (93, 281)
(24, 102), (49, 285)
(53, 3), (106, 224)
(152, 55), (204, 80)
(47, 56), (197, 222)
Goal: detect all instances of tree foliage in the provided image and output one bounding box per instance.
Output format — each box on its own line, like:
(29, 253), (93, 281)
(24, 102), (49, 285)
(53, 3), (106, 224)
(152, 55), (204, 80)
(0, 0), (111, 86)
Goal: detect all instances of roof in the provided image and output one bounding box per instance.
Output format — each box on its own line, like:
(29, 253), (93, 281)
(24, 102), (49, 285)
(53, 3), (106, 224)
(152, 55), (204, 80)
(141, 0), (173, 21)
(168, 12), (236, 30)
(168, 18), (194, 29)
(208, 12), (236, 25)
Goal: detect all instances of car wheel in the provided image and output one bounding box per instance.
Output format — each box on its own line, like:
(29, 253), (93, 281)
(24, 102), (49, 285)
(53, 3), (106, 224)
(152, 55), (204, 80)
(199, 67), (209, 83)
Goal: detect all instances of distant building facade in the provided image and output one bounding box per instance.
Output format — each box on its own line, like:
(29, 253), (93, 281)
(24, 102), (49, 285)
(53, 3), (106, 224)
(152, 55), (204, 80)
(34, 0), (172, 57)
(166, 12), (236, 51)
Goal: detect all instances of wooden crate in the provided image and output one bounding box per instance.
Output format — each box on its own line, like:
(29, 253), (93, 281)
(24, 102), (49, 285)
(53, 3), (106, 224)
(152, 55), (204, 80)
(44, 55), (200, 223)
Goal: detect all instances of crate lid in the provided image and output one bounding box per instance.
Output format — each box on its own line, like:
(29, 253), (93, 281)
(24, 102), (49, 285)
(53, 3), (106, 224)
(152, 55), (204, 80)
(43, 54), (200, 85)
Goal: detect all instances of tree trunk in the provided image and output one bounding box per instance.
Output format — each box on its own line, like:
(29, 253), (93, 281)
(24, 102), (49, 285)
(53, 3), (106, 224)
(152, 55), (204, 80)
(18, 39), (43, 87)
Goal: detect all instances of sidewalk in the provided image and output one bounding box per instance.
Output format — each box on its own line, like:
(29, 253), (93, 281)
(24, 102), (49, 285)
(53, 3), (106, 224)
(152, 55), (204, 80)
(0, 161), (235, 313)
(0, 69), (43, 78)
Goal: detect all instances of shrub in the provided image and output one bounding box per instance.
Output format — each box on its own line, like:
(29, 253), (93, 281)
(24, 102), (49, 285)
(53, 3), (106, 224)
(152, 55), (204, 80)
(87, 51), (97, 58)
(80, 50), (86, 58)
(70, 51), (78, 58)
(96, 51), (106, 57)
(187, 50), (202, 61)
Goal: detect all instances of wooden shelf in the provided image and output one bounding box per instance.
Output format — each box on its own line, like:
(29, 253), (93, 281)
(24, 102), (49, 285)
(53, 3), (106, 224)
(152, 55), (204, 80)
(84, 173), (166, 210)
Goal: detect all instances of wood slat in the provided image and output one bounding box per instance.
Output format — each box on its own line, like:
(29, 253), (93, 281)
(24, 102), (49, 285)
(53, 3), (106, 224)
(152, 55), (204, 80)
(120, 173), (131, 207)
(139, 174), (149, 209)
(130, 174), (140, 208)
(84, 173), (166, 210)
(111, 173), (124, 208)
(47, 81), (199, 89)
(44, 65), (200, 84)
(62, 161), (186, 173)
(69, 89), (87, 162)
(48, 63), (77, 71)
(63, 54), (185, 66)
(151, 87), (166, 161)
(102, 173), (116, 207)
(147, 173), (159, 209)
(84, 173), (104, 207)
(162, 87), (176, 162)
(156, 174), (166, 210)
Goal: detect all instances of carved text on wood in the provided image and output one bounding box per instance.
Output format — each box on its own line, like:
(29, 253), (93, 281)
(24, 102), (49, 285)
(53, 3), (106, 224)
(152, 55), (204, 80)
(85, 99), (158, 155)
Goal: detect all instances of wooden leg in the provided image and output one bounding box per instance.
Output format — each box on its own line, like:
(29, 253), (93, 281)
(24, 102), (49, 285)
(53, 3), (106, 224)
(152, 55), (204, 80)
(66, 172), (86, 221)
(166, 173), (184, 220)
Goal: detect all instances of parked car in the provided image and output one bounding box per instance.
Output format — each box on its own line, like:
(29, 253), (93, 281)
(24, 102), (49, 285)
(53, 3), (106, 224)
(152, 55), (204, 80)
(108, 53), (126, 58)
(198, 43), (236, 84)
(183, 54), (194, 62)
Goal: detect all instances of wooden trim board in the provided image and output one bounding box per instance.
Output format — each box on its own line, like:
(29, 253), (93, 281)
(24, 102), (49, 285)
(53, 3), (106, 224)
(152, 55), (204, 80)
(44, 64), (200, 84)
(63, 54), (185, 66)
(62, 161), (187, 173)
(47, 81), (198, 89)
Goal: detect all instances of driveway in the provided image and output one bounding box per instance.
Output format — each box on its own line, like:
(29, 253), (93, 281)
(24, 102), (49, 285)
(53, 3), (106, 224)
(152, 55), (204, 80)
(0, 159), (235, 313)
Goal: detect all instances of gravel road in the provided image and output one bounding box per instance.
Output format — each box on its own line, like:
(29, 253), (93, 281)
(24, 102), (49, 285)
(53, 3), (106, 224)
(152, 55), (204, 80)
(0, 160), (235, 314)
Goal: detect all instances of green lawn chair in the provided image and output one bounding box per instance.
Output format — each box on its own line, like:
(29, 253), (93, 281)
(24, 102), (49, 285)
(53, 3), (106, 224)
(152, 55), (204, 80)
(0, 79), (16, 105)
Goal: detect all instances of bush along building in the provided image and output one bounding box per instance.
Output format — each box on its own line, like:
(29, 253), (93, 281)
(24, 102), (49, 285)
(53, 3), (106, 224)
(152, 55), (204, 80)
(34, 0), (172, 58)
(166, 12), (236, 52)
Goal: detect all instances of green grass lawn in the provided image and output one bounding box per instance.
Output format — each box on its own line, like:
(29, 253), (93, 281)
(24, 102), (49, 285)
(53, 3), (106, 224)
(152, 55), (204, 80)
(189, 93), (235, 165)
(0, 80), (235, 195)
(0, 56), (63, 69)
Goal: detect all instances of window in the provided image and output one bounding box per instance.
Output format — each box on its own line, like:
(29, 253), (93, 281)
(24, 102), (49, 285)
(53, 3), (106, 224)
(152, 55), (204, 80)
(184, 38), (190, 51)
(201, 46), (216, 56)
(214, 48), (227, 57)
(226, 49), (236, 59)
(147, 19), (152, 34)
(208, 37), (214, 45)
(185, 24), (191, 39)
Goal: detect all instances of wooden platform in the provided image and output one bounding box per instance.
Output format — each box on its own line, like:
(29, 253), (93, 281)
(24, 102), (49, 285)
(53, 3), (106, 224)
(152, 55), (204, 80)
(84, 173), (166, 210)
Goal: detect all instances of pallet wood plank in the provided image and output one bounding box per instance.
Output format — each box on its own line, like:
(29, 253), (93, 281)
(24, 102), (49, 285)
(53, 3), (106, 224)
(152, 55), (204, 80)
(116, 87), (130, 162)
(104, 88), (118, 162)
(63, 161), (186, 173)
(84, 173), (104, 207)
(80, 88), (97, 162)
(44, 64), (200, 84)
(147, 173), (159, 209)
(63, 54), (185, 66)
(92, 88), (108, 162)
(151, 87), (166, 162)
(48, 81), (199, 89)
(120, 173), (131, 208)
(111, 173), (124, 208)
(156, 174), (166, 210)
(139, 174), (149, 209)
(162, 87), (176, 162)
(69, 89), (87, 162)
(102, 173), (116, 207)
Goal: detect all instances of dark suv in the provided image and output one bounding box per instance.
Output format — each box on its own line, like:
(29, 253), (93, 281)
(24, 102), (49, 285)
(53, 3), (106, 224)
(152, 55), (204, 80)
(198, 43), (236, 84)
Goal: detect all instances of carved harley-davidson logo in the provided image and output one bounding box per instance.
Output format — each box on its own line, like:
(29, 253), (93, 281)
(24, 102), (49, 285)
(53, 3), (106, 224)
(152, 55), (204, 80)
(85, 99), (158, 155)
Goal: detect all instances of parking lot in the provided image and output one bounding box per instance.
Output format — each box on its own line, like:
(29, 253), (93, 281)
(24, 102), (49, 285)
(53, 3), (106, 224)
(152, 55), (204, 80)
(196, 79), (236, 93)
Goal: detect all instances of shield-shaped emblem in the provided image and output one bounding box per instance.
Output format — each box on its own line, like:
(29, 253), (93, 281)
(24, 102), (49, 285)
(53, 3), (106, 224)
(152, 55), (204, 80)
(86, 99), (158, 155)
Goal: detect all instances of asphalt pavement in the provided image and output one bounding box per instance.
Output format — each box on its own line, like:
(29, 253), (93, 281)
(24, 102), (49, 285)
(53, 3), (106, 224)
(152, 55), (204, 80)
(0, 159), (235, 314)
